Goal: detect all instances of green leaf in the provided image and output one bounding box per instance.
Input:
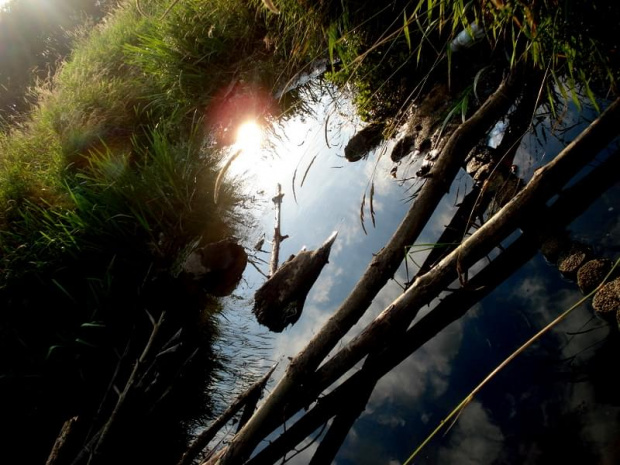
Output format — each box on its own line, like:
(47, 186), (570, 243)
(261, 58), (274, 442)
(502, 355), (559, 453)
(473, 66), (490, 103)
(75, 338), (99, 349)
(461, 93), (469, 123)
(80, 322), (106, 329)
(403, 11), (412, 51)
(52, 279), (78, 304)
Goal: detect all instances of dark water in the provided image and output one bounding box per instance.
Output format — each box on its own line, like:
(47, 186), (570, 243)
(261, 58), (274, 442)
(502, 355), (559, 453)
(217, 86), (620, 464)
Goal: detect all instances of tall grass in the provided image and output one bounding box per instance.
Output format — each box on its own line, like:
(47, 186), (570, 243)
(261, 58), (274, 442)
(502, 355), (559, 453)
(321, 0), (619, 120)
(0, 0), (334, 461)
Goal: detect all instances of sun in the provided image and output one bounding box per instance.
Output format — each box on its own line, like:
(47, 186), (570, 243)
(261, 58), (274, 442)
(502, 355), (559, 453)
(223, 119), (302, 192)
(234, 120), (263, 157)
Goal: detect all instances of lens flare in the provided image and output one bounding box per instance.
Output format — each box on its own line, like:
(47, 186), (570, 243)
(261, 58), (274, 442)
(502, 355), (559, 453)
(234, 121), (263, 156)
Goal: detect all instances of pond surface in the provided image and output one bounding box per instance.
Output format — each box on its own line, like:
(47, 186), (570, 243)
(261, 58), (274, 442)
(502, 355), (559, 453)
(215, 84), (620, 464)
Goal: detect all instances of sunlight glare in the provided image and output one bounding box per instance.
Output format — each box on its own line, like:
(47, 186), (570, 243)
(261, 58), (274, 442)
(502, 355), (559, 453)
(224, 119), (306, 193)
(234, 120), (263, 157)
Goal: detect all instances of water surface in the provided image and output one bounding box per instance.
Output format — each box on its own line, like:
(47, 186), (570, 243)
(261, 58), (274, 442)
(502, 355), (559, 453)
(217, 86), (620, 464)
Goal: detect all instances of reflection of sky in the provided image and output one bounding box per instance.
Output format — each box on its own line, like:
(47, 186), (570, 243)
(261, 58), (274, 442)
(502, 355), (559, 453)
(218, 86), (620, 464)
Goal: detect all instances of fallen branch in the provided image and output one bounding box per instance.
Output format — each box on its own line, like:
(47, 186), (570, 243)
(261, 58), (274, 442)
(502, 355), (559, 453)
(245, 145), (620, 464)
(313, 97), (620, 394)
(46, 416), (79, 465)
(84, 311), (166, 465)
(218, 68), (523, 465)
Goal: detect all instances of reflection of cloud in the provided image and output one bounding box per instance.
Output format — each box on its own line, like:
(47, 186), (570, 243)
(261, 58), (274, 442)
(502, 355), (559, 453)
(368, 319), (464, 408)
(437, 400), (504, 465)
(337, 423), (402, 465)
(332, 214), (366, 257)
(283, 440), (319, 465)
(571, 383), (620, 464)
(311, 266), (344, 304)
(601, 214), (619, 250)
(271, 303), (331, 359)
(511, 276), (581, 330)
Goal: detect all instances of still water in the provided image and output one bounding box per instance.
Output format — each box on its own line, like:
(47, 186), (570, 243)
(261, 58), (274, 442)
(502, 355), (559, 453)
(215, 84), (620, 464)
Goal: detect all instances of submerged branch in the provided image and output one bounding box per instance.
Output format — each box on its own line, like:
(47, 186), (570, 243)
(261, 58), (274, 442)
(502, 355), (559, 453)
(86, 311), (166, 465)
(177, 365), (277, 465)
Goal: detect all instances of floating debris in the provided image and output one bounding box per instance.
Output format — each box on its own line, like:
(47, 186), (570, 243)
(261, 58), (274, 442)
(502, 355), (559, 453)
(344, 123), (385, 162)
(181, 238), (248, 297)
(253, 232), (337, 332)
(577, 258), (612, 295)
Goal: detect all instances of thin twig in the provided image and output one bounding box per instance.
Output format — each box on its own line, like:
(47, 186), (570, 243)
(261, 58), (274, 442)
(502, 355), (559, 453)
(86, 311), (166, 465)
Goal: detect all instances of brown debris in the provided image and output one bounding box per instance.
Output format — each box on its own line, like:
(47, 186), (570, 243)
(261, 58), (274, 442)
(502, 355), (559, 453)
(181, 239), (248, 297)
(253, 232), (337, 332)
(592, 277), (620, 321)
(344, 123), (385, 162)
(539, 232), (572, 264)
(577, 258), (613, 294)
(557, 243), (591, 279)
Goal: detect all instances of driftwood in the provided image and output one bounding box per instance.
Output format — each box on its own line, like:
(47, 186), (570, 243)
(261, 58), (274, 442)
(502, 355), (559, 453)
(217, 67), (524, 464)
(46, 416), (79, 465)
(253, 232), (337, 332)
(244, 142), (620, 465)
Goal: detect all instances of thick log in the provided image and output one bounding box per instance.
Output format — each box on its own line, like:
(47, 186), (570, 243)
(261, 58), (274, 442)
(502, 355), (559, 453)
(415, 73), (544, 277)
(312, 97), (620, 394)
(217, 69), (524, 464)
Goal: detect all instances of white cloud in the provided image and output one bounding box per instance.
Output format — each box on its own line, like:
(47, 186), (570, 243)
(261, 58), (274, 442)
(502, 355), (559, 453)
(437, 400), (504, 465)
(270, 303), (332, 360)
(510, 276), (582, 330)
(310, 266), (344, 304)
(368, 319), (464, 407)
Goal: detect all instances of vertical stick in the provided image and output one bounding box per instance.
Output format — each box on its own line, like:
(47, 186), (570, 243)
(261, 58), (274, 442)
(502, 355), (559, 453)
(46, 416), (78, 465)
(269, 184), (287, 277)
